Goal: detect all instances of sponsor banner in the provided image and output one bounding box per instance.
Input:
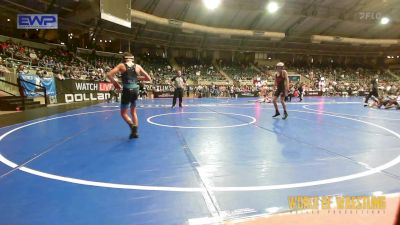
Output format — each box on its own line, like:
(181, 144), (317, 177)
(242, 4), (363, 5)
(19, 74), (56, 97)
(153, 91), (174, 98)
(63, 93), (111, 103)
(305, 90), (322, 96)
(288, 75), (301, 82)
(55, 80), (113, 103)
(17, 14), (58, 29)
(238, 92), (258, 97)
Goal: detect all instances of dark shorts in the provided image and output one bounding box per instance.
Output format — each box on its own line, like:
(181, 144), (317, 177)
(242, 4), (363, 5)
(121, 88), (139, 109)
(370, 89), (379, 97)
(274, 88), (286, 97)
(383, 100), (398, 106)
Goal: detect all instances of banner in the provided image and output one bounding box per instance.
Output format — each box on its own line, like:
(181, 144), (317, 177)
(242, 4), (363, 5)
(153, 91), (174, 98)
(19, 74), (56, 97)
(305, 90), (322, 96)
(288, 75), (301, 82)
(41, 77), (57, 96)
(17, 14), (58, 29)
(238, 91), (258, 97)
(55, 79), (114, 103)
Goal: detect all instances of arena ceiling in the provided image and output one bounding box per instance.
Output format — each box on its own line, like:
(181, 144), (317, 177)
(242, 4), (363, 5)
(1, 0), (400, 56)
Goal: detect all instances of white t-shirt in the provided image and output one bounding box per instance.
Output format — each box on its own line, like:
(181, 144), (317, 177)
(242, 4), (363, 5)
(173, 76), (185, 89)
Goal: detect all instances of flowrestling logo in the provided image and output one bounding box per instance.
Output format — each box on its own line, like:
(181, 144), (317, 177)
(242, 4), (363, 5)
(17, 14), (58, 29)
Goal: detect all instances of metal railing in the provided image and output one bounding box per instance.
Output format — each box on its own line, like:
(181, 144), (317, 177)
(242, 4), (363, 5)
(5, 58), (54, 71)
(0, 78), (20, 96)
(0, 78), (26, 109)
(17, 77), (48, 106)
(4, 58), (32, 67)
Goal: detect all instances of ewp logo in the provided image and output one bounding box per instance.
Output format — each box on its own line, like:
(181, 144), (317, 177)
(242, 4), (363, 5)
(17, 14), (58, 29)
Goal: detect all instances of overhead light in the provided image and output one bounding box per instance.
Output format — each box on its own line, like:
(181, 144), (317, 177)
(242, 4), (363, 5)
(109, 40), (111, 43)
(7, 18), (10, 22)
(380, 17), (390, 25)
(202, 0), (221, 10)
(100, 40), (102, 42)
(397, 56), (399, 58)
(119, 51), (123, 54)
(267, 1), (279, 13)
(387, 56), (391, 58)
(60, 42), (65, 45)
(69, 37), (72, 39)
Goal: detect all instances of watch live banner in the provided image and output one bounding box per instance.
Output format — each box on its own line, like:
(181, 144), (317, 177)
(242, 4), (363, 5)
(55, 80), (115, 103)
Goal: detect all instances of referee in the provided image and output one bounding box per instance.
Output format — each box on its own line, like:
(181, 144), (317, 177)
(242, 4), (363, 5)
(171, 70), (186, 108)
(364, 75), (379, 107)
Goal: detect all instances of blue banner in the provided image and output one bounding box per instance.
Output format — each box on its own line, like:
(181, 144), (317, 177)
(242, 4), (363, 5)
(41, 77), (56, 96)
(17, 14), (58, 29)
(19, 74), (56, 97)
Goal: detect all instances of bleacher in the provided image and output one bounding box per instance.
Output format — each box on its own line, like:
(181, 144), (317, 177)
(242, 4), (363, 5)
(176, 57), (228, 85)
(222, 62), (258, 82)
(0, 36), (399, 99)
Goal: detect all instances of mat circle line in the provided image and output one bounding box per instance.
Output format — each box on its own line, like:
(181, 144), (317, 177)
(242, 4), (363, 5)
(147, 112), (256, 129)
(0, 108), (399, 192)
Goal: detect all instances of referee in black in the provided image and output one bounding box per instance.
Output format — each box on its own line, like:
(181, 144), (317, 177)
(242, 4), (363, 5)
(364, 75), (379, 107)
(171, 70), (186, 108)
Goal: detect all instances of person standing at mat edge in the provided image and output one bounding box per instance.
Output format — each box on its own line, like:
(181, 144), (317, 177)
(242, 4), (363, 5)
(171, 70), (186, 108)
(364, 75), (379, 107)
(107, 52), (151, 139)
(272, 62), (289, 119)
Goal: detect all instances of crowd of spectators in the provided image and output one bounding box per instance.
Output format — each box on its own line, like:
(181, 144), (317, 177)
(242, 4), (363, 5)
(139, 54), (175, 85)
(0, 39), (110, 82)
(219, 61), (259, 82)
(176, 57), (227, 83)
(285, 66), (399, 96)
(0, 57), (11, 77)
(1, 38), (399, 99)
